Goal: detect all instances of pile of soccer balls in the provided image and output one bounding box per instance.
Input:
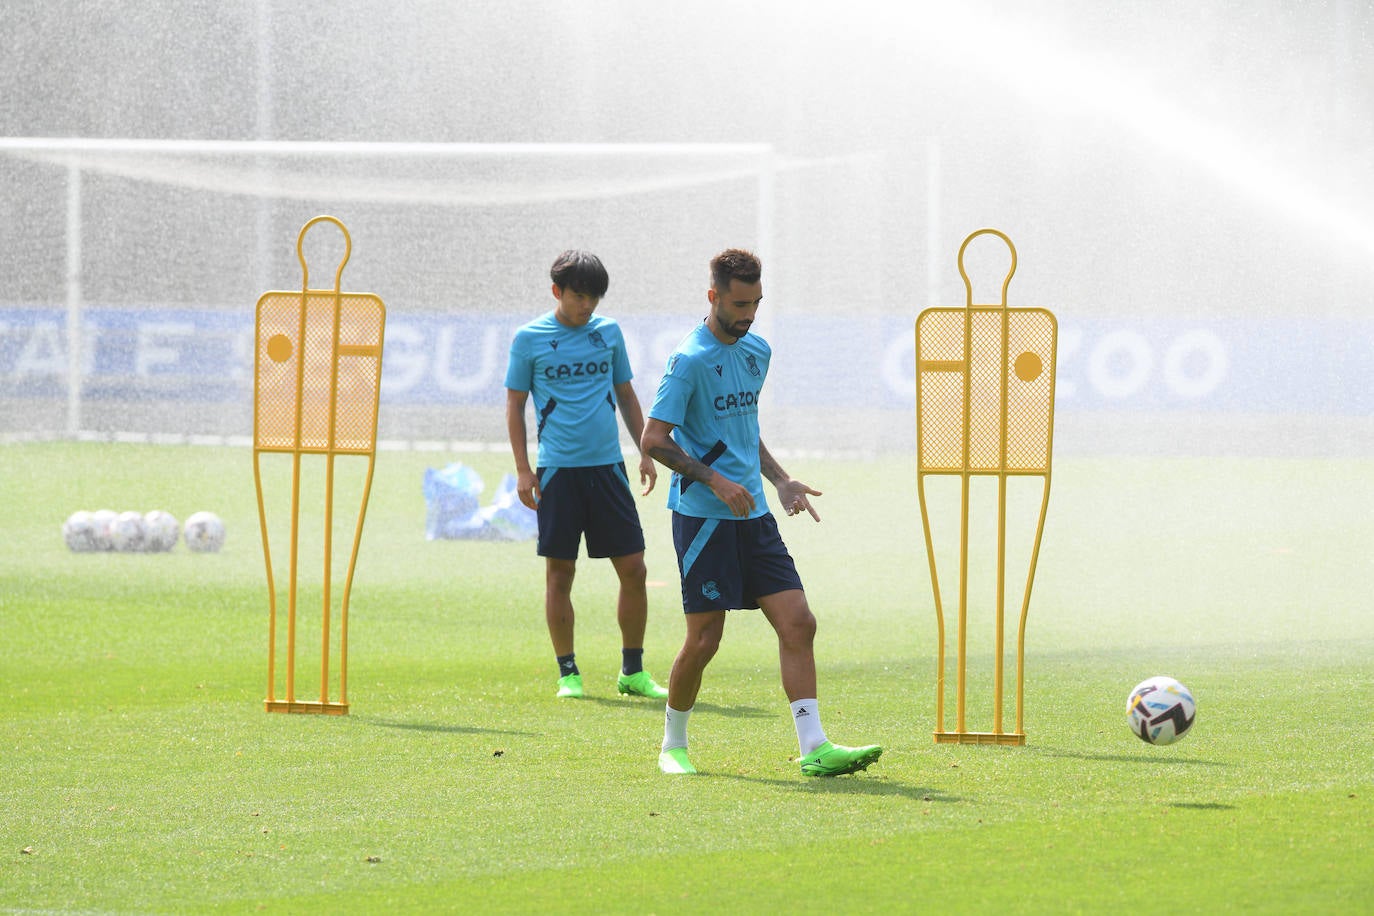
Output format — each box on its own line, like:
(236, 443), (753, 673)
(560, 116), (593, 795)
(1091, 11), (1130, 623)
(63, 510), (226, 554)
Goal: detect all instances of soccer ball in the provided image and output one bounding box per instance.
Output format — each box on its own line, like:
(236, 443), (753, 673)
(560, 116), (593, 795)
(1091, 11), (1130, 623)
(110, 511), (148, 552)
(89, 509), (119, 551)
(63, 511), (99, 552)
(143, 510), (180, 552)
(183, 511), (226, 553)
(1127, 676), (1196, 746)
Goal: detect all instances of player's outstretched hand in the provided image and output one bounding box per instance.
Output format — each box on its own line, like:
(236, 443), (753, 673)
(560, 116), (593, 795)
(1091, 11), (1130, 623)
(778, 479), (822, 522)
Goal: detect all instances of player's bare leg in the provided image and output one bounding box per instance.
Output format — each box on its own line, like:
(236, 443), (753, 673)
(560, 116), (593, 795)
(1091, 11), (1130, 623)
(611, 551), (667, 698)
(667, 609), (724, 711)
(659, 609), (725, 774)
(545, 557), (581, 697)
(610, 551), (648, 648)
(757, 589), (817, 702)
(544, 557), (577, 654)
(759, 589), (881, 777)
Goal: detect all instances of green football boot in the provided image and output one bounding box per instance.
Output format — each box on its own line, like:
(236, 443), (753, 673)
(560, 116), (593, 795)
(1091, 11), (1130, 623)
(658, 746), (697, 775)
(616, 669), (669, 699)
(555, 673), (583, 699)
(798, 741), (883, 777)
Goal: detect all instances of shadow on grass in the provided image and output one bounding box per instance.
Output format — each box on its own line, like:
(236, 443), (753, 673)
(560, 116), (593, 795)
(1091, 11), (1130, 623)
(360, 716), (541, 738)
(691, 701), (774, 720)
(574, 695), (668, 713)
(1027, 747), (1232, 766)
(713, 771), (960, 803)
(574, 695), (773, 719)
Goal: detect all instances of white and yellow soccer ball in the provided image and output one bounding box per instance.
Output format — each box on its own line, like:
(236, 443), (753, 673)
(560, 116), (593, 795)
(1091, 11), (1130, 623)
(143, 510), (181, 552)
(63, 511), (99, 552)
(1128, 676), (1196, 746)
(183, 511), (226, 553)
(110, 510), (148, 552)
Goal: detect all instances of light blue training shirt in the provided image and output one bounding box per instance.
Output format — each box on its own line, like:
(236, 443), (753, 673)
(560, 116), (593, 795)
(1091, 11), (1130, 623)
(505, 312), (633, 468)
(648, 320), (771, 520)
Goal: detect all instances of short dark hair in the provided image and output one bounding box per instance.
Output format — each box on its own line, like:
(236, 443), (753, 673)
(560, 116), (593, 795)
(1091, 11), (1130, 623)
(550, 250), (609, 298)
(709, 248), (761, 291)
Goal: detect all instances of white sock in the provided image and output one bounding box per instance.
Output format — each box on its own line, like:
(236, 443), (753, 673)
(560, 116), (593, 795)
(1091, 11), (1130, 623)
(662, 704), (692, 751)
(791, 698), (827, 756)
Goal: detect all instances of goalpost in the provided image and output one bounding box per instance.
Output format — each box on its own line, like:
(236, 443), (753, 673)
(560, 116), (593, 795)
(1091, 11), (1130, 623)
(0, 138), (778, 445)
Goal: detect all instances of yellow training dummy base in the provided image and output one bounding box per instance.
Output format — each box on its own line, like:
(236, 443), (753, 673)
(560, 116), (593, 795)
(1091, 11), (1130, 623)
(915, 229), (1057, 745)
(254, 216), (386, 714)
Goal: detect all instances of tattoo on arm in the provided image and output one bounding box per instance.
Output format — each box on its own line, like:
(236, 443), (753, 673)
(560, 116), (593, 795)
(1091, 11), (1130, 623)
(647, 440), (715, 485)
(759, 440), (788, 487)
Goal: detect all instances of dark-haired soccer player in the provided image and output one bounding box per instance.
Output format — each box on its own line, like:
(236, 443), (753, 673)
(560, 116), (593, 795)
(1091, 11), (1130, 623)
(505, 250), (668, 701)
(641, 248), (882, 777)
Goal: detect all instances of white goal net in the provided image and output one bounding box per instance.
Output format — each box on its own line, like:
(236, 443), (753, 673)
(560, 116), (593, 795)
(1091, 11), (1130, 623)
(0, 138), (782, 448)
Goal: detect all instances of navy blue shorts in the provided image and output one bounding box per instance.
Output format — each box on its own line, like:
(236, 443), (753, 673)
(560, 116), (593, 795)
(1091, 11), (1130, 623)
(671, 512), (804, 613)
(536, 463), (646, 560)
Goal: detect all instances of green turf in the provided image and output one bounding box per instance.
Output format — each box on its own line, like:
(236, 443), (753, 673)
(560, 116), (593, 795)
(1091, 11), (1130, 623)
(1, 442), (1371, 913)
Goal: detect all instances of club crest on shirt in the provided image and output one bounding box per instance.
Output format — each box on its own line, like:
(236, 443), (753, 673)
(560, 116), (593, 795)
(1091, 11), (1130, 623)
(744, 354), (760, 377)
(589, 330), (606, 349)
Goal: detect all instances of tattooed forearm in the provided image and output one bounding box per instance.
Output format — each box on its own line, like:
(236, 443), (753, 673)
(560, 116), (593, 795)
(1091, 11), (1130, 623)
(646, 441), (715, 485)
(759, 440), (788, 487)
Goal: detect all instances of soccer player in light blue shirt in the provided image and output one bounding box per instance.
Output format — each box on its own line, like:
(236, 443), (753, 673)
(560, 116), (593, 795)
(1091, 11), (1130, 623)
(505, 250), (668, 702)
(642, 247), (883, 778)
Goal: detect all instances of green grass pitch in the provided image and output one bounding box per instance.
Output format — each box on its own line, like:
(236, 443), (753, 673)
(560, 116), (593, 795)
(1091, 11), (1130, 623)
(1, 442), (1370, 913)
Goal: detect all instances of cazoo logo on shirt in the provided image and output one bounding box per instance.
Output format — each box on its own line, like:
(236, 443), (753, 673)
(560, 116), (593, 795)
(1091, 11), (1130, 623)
(714, 389), (760, 413)
(543, 359), (612, 380)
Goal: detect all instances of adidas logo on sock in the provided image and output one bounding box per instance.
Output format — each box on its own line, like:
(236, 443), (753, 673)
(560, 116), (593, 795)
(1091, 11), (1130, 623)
(795, 706), (810, 718)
